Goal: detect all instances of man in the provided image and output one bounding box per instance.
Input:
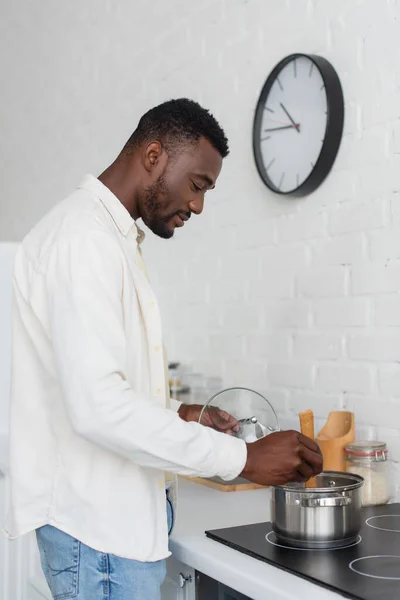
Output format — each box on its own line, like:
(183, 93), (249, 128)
(6, 98), (322, 599)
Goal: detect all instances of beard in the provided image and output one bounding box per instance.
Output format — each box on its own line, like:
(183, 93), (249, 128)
(140, 175), (177, 239)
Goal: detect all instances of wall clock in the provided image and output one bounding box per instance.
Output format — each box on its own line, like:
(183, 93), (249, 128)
(252, 53), (344, 197)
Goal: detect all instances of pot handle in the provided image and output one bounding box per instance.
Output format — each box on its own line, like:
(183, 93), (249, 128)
(301, 495), (352, 508)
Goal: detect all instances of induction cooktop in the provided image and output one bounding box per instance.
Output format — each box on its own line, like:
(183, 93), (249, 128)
(205, 503), (400, 600)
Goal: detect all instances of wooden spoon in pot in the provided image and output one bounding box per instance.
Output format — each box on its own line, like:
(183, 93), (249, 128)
(299, 409), (317, 488)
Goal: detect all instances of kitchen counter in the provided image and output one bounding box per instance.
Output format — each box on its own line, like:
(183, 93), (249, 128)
(172, 477), (341, 600)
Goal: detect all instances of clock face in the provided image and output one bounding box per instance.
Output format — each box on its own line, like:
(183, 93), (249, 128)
(253, 54), (344, 197)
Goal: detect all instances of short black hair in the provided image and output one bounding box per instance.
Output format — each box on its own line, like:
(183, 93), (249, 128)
(124, 98), (229, 158)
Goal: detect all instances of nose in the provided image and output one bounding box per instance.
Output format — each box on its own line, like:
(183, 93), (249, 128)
(188, 196), (204, 216)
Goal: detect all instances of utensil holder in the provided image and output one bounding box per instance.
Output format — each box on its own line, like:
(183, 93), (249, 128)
(316, 411), (355, 472)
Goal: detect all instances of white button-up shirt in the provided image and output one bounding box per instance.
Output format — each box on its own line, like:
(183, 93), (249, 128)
(5, 175), (247, 561)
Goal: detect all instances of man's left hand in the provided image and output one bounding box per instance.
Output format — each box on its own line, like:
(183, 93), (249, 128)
(178, 404), (239, 435)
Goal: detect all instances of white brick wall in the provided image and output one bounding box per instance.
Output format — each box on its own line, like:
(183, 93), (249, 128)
(348, 333), (400, 362)
(311, 233), (367, 266)
(313, 298), (371, 327)
(1, 0), (400, 484)
(143, 0), (400, 478)
(316, 365), (375, 395)
(296, 266), (347, 298)
(293, 333), (343, 360)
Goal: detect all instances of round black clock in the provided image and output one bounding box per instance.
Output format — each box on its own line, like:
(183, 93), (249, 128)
(252, 53), (344, 197)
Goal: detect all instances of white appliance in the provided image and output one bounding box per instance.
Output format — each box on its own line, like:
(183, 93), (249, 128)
(0, 243), (17, 437)
(0, 244), (39, 600)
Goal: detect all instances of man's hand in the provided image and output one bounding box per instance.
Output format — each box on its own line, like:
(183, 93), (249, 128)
(241, 430), (323, 487)
(178, 404), (239, 435)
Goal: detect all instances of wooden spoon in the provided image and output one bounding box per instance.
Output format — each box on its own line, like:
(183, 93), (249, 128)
(299, 409), (317, 488)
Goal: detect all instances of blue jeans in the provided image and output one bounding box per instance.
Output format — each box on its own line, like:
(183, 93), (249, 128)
(36, 493), (174, 600)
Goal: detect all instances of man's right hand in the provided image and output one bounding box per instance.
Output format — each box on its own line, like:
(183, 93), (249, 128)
(240, 430), (323, 487)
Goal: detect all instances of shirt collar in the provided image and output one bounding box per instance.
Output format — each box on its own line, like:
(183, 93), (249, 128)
(78, 174), (144, 244)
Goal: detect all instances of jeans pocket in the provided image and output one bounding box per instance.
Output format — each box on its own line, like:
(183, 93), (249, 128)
(36, 525), (80, 600)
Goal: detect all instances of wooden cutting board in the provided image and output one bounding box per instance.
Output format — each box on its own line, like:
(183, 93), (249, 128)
(182, 475), (267, 492)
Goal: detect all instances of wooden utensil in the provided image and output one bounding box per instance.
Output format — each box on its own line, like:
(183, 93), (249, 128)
(299, 409), (317, 488)
(316, 411), (355, 472)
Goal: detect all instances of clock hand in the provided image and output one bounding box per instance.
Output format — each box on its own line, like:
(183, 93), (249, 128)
(264, 124), (299, 132)
(280, 102), (301, 133)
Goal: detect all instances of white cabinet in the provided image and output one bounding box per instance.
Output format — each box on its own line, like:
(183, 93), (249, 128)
(1, 471), (28, 600)
(161, 555), (196, 600)
(26, 532), (52, 600)
(0, 470), (51, 600)
(0, 470), (7, 600)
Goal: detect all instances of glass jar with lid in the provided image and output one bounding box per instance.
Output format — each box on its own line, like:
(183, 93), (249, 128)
(345, 441), (391, 507)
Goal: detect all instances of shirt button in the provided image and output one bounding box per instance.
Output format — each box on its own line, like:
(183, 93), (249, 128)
(156, 387), (162, 395)
(149, 301), (155, 309)
(154, 345), (161, 352)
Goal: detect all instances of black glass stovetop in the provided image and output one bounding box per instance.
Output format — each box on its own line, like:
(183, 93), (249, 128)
(206, 503), (400, 600)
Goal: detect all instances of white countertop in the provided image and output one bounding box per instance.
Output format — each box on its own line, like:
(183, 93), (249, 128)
(171, 477), (342, 600)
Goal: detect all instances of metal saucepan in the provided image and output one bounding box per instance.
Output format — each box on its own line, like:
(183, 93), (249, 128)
(271, 471), (364, 549)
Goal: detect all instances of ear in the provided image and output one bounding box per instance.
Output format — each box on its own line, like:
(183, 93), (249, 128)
(142, 141), (163, 172)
